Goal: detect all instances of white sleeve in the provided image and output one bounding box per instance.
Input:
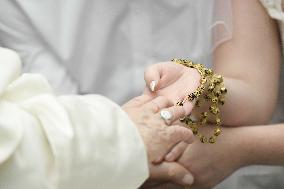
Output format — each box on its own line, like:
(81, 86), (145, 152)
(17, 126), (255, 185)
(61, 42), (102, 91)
(0, 48), (149, 189)
(259, 0), (284, 20)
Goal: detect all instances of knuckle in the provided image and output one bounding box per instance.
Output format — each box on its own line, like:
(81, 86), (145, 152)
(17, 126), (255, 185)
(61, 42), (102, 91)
(160, 129), (169, 140)
(171, 149), (179, 157)
(156, 96), (168, 104)
(133, 96), (142, 104)
(150, 102), (159, 112)
(167, 166), (178, 178)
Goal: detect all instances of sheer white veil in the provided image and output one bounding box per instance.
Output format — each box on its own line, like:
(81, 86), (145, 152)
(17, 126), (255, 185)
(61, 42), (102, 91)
(211, 0), (233, 51)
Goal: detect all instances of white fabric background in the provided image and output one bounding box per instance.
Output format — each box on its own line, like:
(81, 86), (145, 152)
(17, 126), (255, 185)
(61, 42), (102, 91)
(0, 48), (148, 189)
(0, 0), (232, 104)
(3, 1), (284, 189)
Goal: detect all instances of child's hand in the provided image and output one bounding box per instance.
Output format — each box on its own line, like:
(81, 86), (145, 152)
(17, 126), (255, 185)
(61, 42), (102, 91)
(144, 62), (201, 114)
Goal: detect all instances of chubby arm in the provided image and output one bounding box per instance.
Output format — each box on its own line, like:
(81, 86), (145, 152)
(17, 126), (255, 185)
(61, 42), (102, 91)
(214, 0), (281, 125)
(150, 123), (284, 189)
(144, 0), (281, 126)
(242, 123), (284, 165)
(179, 123), (284, 189)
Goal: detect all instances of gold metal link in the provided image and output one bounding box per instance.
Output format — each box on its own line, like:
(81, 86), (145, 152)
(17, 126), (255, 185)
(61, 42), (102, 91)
(172, 58), (227, 144)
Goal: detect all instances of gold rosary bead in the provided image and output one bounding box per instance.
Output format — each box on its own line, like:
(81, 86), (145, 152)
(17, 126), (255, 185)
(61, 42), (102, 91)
(176, 101), (184, 106)
(216, 118), (221, 126)
(214, 128), (221, 136)
(200, 77), (207, 84)
(212, 78), (220, 84)
(180, 117), (186, 123)
(200, 136), (208, 143)
(204, 94), (210, 101)
(172, 58), (227, 144)
(208, 85), (215, 92)
(195, 90), (202, 97)
(201, 112), (208, 117)
(215, 90), (222, 97)
(192, 127), (199, 135)
(220, 87), (227, 94)
(219, 98), (225, 105)
(201, 117), (207, 124)
(185, 117), (193, 125)
(209, 136), (217, 143)
(209, 105), (220, 115)
(216, 75), (223, 81)
(204, 68), (213, 75)
(195, 100), (201, 107)
(200, 86), (206, 91)
(196, 64), (204, 68)
(188, 93), (197, 101)
(211, 97), (218, 103)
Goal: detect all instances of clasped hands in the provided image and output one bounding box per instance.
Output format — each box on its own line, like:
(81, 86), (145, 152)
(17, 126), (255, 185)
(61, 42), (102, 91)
(124, 62), (242, 189)
(123, 62), (201, 188)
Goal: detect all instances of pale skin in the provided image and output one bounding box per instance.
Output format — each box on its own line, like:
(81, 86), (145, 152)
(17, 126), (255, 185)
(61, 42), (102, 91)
(143, 0), (282, 188)
(144, 0), (281, 126)
(147, 124), (284, 189)
(122, 95), (195, 186)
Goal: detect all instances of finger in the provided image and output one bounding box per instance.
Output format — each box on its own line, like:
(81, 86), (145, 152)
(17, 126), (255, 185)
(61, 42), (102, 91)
(139, 181), (167, 189)
(160, 105), (187, 125)
(143, 87), (152, 95)
(150, 162), (194, 186)
(165, 142), (188, 162)
(182, 101), (195, 115)
(144, 64), (163, 92)
(142, 182), (183, 189)
(144, 96), (172, 113)
(151, 126), (194, 164)
(153, 141), (188, 164)
(151, 183), (184, 189)
(153, 126), (193, 163)
(123, 95), (153, 108)
(167, 125), (194, 145)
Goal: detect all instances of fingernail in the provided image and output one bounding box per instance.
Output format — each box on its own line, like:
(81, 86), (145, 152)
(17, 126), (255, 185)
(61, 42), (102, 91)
(183, 174), (194, 185)
(150, 80), (156, 92)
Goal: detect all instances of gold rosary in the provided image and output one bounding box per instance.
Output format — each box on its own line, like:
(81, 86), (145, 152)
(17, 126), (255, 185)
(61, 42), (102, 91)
(172, 59), (227, 143)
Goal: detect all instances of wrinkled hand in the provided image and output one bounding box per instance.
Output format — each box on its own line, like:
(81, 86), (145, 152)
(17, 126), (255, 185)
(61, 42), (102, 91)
(144, 62), (201, 114)
(149, 126), (246, 189)
(123, 95), (195, 186)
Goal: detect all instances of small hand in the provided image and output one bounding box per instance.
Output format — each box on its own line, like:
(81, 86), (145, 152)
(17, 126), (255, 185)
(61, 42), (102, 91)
(147, 126), (246, 189)
(144, 62), (201, 114)
(123, 95), (195, 186)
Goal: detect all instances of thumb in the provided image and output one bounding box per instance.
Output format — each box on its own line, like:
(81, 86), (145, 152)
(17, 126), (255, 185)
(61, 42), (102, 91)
(182, 101), (195, 115)
(144, 64), (163, 92)
(150, 161), (194, 186)
(167, 125), (194, 145)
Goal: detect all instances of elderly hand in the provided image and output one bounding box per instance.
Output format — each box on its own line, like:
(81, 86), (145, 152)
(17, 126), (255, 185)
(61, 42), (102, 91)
(123, 95), (195, 186)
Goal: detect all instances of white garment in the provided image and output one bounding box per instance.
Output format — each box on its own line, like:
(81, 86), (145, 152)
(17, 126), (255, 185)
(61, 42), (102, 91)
(0, 48), (148, 189)
(0, 1), (232, 189)
(0, 0), (232, 104)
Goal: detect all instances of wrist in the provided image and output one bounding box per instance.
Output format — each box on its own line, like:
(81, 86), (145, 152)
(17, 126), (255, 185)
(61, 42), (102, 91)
(219, 126), (251, 169)
(232, 126), (264, 167)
